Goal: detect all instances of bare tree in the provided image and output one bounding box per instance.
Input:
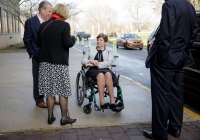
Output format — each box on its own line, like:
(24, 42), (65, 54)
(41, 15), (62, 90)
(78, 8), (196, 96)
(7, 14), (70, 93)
(85, 5), (116, 35)
(124, 0), (147, 32)
(188, 0), (200, 10)
(5, 0), (81, 27)
(20, 0), (40, 23)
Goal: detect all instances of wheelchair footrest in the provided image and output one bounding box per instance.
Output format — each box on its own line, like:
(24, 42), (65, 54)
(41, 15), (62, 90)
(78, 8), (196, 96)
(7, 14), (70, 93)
(110, 102), (124, 112)
(94, 103), (101, 111)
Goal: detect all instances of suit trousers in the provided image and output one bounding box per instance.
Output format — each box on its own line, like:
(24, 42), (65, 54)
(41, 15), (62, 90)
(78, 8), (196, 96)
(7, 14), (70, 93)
(32, 56), (44, 104)
(150, 64), (184, 137)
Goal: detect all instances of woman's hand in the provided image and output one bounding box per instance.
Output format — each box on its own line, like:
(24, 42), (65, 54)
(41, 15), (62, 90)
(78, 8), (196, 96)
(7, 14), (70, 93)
(89, 60), (99, 66)
(85, 63), (94, 67)
(93, 60), (99, 66)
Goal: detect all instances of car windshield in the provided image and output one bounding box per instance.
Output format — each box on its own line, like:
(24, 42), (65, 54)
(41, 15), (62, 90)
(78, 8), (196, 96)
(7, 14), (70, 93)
(124, 34), (138, 38)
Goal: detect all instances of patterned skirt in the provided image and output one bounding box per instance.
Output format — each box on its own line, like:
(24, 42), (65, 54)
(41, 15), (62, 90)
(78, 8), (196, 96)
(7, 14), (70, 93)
(38, 62), (72, 98)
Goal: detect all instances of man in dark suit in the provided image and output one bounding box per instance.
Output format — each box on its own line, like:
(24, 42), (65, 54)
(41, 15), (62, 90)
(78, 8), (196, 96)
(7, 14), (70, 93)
(143, 0), (197, 139)
(23, 1), (59, 108)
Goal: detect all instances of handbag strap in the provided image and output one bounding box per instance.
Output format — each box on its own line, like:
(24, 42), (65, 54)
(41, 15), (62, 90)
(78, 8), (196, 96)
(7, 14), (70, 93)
(40, 20), (55, 37)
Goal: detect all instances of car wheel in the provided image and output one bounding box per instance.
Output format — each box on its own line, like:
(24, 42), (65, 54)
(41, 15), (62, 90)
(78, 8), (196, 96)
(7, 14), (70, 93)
(117, 44), (119, 48)
(140, 48), (142, 50)
(124, 43), (128, 50)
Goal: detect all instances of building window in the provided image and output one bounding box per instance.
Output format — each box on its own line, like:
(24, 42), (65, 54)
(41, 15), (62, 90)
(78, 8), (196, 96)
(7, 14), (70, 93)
(15, 16), (19, 33)
(8, 13), (13, 33)
(3, 10), (8, 33)
(0, 8), (2, 33)
(13, 15), (15, 33)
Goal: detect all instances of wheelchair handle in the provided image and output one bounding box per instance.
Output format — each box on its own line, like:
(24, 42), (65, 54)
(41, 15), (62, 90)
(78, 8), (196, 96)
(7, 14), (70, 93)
(111, 64), (116, 67)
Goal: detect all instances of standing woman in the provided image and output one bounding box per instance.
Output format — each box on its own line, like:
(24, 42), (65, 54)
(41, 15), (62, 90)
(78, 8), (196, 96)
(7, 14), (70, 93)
(37, 4), (76, 125)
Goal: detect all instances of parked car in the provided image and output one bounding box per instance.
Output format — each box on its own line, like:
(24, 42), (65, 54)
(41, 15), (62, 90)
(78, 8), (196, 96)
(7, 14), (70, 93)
(116, 33), (143, 50)
(76, 32), (91, 40)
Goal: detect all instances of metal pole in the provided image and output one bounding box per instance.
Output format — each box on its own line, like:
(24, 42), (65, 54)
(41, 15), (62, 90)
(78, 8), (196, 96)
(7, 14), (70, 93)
(112, 40), (118, 57)
(81, 38), (84, 46)
(88, 38), (91, 47)
(76, 37), (79, 45)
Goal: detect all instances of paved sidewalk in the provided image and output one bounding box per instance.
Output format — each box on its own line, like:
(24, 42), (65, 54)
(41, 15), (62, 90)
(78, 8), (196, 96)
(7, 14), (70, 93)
(0, 122), (199, 140)
(0, 47), (199, 140)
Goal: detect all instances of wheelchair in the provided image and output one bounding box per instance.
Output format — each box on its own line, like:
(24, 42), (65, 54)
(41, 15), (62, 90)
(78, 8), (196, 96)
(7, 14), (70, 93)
(75, 64), (124, 114)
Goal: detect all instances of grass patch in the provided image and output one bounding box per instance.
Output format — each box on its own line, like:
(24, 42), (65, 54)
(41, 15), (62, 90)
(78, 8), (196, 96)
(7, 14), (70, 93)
(137, 33), (149, 47)
(108, 37), (116, 43)
(0, 42), (26, 53)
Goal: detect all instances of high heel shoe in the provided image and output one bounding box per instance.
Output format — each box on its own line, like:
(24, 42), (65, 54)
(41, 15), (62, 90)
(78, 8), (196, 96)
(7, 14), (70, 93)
(60, 118), (76, 125)
(48, 116), (56, 124)
(109, 103), (116, 109)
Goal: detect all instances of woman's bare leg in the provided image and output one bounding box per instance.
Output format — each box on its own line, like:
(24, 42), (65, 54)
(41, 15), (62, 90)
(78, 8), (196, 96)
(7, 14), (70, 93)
(96, 73), (106, 105)
(105, 72), (115, 104)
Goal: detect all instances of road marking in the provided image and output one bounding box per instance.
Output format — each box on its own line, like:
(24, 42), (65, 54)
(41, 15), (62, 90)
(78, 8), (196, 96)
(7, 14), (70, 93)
(118, 55), (145, 65)
(184, 107), (200, 121)
(120, 75), (151, 92)
(73, 47), (82, 52)
(118, 63), (132, 67)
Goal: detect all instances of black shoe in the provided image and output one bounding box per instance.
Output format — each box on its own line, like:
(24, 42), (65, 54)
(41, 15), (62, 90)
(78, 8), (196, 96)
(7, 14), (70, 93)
(168, 128), (181, 138)
(48, 116), (56, 124)
(143, 130), (168, 140)
(60, 118), (76, 125)
(109, 103), (116, 109)
(100, 103), (110, 109)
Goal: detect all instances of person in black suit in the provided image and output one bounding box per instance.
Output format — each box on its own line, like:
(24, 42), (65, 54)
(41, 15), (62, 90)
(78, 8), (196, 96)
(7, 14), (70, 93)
(143, 0), (197, 139)
(37, 4), (76, 125)
(23, 1), (59, 108)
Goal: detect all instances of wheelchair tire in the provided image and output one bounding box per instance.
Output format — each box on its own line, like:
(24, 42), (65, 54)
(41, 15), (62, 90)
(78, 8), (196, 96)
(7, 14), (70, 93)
(83, 105), (92, 114)
(75, 72), (86, 106)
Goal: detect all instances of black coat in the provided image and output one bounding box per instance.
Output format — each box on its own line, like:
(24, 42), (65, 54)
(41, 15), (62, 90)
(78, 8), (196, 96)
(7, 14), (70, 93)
(153, 0), (197, 68)
(37, 18), (75, 65)
(23, 15), (41, 57)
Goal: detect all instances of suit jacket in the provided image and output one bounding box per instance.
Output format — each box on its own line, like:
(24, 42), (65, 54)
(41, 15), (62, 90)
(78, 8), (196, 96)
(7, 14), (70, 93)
(81, 46), (114, 73)
(152, 0), (197, 68)
(23, 15), (41, 57)
(37, 18), (75, 65)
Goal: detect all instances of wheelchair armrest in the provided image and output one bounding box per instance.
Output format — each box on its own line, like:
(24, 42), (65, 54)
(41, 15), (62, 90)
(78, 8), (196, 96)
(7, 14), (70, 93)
(82, 65), (86, 70)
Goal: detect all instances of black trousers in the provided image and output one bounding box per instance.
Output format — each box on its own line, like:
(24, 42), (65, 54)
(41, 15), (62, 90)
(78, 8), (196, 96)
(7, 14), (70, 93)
(32, 56), (44, 104)
(150, 64), (184, 137)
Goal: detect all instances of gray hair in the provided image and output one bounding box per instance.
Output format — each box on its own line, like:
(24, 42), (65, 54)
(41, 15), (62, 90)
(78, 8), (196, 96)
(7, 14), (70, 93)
(38, 1), (52, 12)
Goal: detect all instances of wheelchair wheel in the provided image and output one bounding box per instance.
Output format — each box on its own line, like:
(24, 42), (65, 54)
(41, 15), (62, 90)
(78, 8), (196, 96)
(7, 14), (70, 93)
(83, 105), (92, 114)
(76, 72), (86, 106)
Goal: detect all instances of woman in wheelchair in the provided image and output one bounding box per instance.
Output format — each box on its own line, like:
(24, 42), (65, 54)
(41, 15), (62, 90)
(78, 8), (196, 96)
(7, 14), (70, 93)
(81, 33), (117, 110)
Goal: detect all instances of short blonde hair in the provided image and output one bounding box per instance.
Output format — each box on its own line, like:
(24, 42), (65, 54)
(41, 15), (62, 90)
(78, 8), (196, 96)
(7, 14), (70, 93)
(52, 4), (69, 20)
